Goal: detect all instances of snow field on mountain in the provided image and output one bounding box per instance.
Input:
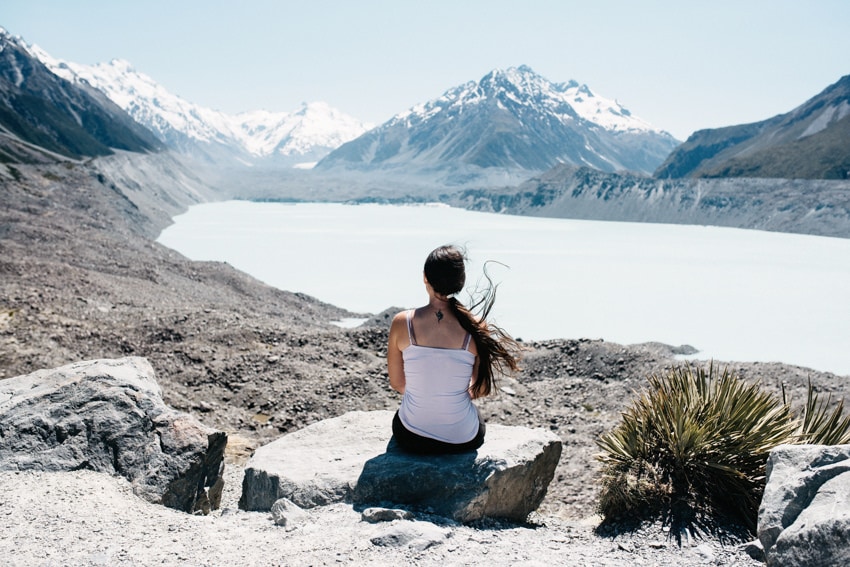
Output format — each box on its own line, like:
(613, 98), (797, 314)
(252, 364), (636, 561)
(28, 43), (371, 158)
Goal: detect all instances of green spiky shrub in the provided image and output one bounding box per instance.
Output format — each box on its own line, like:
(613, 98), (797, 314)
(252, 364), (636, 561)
(596, 363), (850, 530)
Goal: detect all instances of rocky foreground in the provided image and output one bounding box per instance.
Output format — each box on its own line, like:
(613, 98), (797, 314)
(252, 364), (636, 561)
(2, 153), (849, 565)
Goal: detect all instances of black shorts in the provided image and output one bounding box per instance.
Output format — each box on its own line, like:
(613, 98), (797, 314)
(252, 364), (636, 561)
(391, 410), (485, 455)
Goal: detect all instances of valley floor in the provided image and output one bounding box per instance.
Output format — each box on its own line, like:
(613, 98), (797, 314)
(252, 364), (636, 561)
(2, 156), (848, 565)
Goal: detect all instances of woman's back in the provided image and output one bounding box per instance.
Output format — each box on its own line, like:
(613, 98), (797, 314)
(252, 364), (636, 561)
(397, 309), (479, 444)
(386, 244), (520, 453)
(394, 306), (476, 352)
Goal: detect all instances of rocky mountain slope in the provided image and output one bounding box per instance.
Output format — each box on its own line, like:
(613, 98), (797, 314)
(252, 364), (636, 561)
(27, 40), (370, 167)
(656, 74), (850, 179)
(316, 66), (679, 185)
(0, 28), (161, 161)
(445, 165), (850, 238)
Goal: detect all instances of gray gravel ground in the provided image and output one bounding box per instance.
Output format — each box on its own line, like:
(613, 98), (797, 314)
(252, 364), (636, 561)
(0, 466), (762, 567)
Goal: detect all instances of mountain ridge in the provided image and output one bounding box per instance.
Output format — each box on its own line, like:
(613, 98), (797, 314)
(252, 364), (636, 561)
(441, 164), (850, 239)
(315, 66), (679, 184)
(655, 74), (850, 179)
(27, 43), (371, 167)
(0, 28), (161, 162)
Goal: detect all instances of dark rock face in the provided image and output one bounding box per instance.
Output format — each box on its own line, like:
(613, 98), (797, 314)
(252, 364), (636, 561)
(0, 29), (161, 161)
(655, 75), (850, 180)
(0, 357), (226, 514)
(758, 444), (850, 566)
(239, 410), (562, 522)
(449, 165), (850, 239)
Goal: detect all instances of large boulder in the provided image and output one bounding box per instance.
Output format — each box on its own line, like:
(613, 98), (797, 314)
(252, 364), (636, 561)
(758, 443), (850, 566)
(0, 357), (226, 514)
(239, 410), (562, 522)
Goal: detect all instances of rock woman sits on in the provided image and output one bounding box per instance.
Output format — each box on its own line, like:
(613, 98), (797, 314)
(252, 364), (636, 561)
(387, 244), (520, 454)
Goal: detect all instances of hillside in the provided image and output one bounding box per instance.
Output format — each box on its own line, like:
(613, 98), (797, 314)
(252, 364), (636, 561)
(444, 165), (850, 239)
(656, 74), (850, 179)
(0, 28), (161, 162)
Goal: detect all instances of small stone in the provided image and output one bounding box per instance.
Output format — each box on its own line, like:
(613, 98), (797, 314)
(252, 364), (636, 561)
(361, 507), (414, 523)
(370, 522), (448, 549)
(270, 498), (308, 530)
(740, 540), (764, 561)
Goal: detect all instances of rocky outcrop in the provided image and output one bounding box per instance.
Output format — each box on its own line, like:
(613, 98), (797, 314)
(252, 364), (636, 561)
(448, 165), (850, 239)
(0, 357), (226, 514)
(239, 410), (562, 522)
(758, 443), (850, 566)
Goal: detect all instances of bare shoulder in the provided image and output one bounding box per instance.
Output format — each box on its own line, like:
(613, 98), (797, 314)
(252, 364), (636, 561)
(388, 310), (409, 338)
(389, 310), (410, 350)
(390, 310), (409, 327)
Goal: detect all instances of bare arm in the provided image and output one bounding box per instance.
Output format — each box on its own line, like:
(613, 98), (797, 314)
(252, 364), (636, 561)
(468, 356), (481, 399)
(387, 312), (407, 394)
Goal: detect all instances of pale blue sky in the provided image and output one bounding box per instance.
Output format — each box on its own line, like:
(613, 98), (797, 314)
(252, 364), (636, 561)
(3, 0), (849, 140)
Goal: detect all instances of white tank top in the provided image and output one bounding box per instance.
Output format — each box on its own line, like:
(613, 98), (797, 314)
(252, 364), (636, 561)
(398, 310), (479, 444)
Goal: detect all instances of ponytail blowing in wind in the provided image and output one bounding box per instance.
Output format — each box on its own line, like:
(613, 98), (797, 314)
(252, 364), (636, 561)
(424, 245), (521, 398)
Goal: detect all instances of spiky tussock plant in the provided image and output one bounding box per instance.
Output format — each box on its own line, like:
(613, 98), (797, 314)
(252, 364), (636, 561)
(596, 363), (850, 530)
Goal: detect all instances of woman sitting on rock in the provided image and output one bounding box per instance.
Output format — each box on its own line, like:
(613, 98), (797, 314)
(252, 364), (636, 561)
(387, 244), (520, 454)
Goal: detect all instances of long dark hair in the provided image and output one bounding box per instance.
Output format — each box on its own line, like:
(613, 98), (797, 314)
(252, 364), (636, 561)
(424, 245), (521, 398)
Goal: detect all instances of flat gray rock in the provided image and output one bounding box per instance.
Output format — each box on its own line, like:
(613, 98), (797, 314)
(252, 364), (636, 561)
(0, 357), (226, 514)
(239, 410), (562, 522)
(758, 443), (850, 566)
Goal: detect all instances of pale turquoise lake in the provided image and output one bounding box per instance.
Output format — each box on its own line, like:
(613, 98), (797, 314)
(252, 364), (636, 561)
(158, 201), (850, 376)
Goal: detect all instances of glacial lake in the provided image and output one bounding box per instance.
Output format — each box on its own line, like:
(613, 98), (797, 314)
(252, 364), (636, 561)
(157, 201), (850, 377)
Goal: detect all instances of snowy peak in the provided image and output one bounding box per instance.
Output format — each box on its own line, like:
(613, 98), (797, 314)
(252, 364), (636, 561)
(480, 65), (654, 132)
(234, 102), (370, 157)
(396, 66), (659, 135)
(27, 42), (372, 165)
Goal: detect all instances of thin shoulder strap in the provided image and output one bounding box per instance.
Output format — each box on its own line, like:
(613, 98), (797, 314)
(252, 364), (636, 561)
(462, 332), (472, 351)
(406, 309), (417, 345)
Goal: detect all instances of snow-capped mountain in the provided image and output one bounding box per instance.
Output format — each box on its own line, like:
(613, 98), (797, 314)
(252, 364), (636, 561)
(29, 44), (371, 167)
(0, 27), (161, 161)
(316, 65), (679, 183)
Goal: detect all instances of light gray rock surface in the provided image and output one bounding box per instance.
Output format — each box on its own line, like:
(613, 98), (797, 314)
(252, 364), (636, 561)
(0, 356), (226, 513)
(361, 507), (415, 523)
(240, 410), (562, 522)
(369, 521), (450, 551)
(271, 497), (308, 530)
(758, 443), (850, 566)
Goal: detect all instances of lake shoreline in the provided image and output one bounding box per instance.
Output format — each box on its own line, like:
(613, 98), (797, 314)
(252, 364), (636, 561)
(160, 200), (850, 377)
(2, 156), (847, 565)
